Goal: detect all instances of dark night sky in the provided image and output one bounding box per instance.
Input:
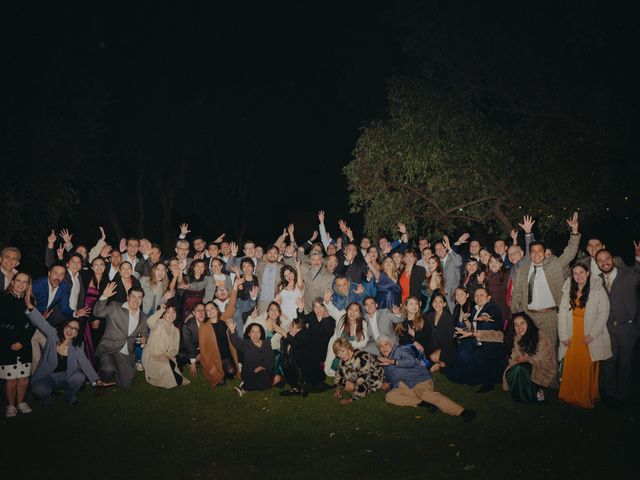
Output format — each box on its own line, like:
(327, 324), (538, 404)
(2, 1), (639, 261)
(3, 1), (403, 245)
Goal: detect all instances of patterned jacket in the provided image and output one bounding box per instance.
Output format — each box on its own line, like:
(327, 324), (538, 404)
(334, 350), (384, 401)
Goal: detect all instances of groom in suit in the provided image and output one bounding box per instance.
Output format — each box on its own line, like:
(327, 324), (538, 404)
(596, 247), (640, 405)
(94, 282), (149, 389)
(362, 297), (403, 354)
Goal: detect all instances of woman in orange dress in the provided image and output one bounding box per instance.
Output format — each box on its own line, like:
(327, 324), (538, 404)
(557, 261), (611, 408)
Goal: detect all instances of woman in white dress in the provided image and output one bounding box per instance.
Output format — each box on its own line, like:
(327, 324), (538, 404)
(276, 258), (304, 321)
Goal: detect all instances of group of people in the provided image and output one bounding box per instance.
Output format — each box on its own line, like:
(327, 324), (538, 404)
(1, 210), (638, 420)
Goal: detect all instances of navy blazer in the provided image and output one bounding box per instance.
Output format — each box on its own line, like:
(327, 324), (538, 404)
(472, 302), (503, 331)
(31, 276), (73, 324)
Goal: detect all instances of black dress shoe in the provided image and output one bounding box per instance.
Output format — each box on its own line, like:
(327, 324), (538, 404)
(476, 384), (494, 393)
(418, 401), (438, 412)
(460, 409), (476, 422)
(279, 389), (300, 397)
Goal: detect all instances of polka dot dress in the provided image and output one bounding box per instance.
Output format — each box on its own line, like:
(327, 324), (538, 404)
(0, 359), (31, 380)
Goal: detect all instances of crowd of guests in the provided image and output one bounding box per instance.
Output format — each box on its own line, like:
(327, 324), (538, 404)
(1, 210), (639, 419)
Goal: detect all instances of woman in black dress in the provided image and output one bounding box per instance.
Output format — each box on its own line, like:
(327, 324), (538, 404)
(0, 272), (36, 417)
(425, 293), (456, 374)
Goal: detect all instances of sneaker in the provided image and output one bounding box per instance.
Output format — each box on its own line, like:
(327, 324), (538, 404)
(460, 409), (477, 423)
(135, 362), (144, 371)
(17, 402), (32, 414)
(234, 386), (245, 397)
(6, 405), (17, 418)
(279, 389), (301, 397)
(536, 389), (545, 402)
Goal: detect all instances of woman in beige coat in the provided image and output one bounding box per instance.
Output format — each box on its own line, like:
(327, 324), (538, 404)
(557, 262), (611, 408)
(142, 304), (190, 389)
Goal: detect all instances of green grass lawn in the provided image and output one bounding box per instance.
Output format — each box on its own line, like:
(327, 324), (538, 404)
(2, 369), (638, 480)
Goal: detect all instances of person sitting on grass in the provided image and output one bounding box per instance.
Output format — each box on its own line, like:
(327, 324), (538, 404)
(26, 292), (113, 406)
(503, 312), (557, 403)
(376, 335), (476, 422)
(227, 321), (279, 397)
(333, 337), (384, 404)
(142, 304), (189, 389)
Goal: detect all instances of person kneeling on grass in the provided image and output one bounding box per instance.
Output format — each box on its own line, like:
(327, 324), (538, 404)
(376, 335), (476, 422)
(25, 293), (113, 406)
(228, 321), (279, 397)
(333, 337), (384, 404)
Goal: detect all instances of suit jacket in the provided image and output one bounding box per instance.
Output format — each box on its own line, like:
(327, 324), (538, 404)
(511, 233), (580, 313)
(441, 250), (463, 312)
(362, 308), (403, 354)
(63, 270), (87, 311)
(31, 276), (74, 325)
(93, 299), (149, 357)
(558, 276), (611, 361)
(301, 264), (335, 313)
(255, 259), (284, 301)
(405, 264), (426, 300)
(27, 308), (99, 384)
(335, 252), (368, 284)
(600, 263), (640, 332)
(181, 317), (200, 361)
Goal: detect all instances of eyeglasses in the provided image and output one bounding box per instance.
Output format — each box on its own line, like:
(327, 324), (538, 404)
(65, 325), (79, 332)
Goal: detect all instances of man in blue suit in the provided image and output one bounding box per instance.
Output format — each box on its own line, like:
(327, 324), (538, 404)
(31, 262), (89, 370)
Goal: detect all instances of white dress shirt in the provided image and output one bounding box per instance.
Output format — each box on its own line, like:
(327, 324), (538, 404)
(47, 282), (59, 309)
(68, 270), (81, 311)
(119, 302), (140, 355)
(367, 312), (381, 340)
(527, 264), (556, 310)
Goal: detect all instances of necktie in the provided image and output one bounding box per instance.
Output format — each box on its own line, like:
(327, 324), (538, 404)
(605, 274), (612, 292)
(506, 276), (513, 306)
(528, 266), (539, 305)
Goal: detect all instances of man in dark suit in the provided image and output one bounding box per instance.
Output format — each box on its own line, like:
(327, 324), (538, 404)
(336, 242), (368, 284)
(0, 246), (21, 290)
(596, 247), (640, 405)
(93, 282), (149, 389)
(178, 303), (206, 373)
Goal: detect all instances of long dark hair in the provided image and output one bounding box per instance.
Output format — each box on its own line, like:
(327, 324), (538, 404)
(569, 262), (591, 309)
(340, 302), (365, 341)
(278, 265), (297, 291)
(505, 312), (540, 356)
(57, 319), (85, 348)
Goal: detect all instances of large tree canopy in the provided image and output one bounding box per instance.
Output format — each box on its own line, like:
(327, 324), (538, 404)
(346, 1), (638, 241)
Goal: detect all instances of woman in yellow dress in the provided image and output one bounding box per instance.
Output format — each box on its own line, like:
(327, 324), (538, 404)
(557, 261), (611, 408)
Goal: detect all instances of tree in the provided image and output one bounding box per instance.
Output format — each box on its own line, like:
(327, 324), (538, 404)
(345, 77), (615, 240)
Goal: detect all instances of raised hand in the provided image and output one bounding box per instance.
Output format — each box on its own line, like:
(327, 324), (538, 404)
(229, 241), (239, 257)
(226, 318), (237, 334)
(353, 283), (365, 295)
(99, 226), (106, 241)
(179, 223), (191, 236)
(518, 215), (535, 234)
(74, 307), (91, 318)
(163, 289), (176, 301)
(477, 271), (486, 284)
(250, 305), (259, 318)
(287, 223), (295, 237)
(25, 284), (34, 310)
(633, 240), (640, 257)
(442, 235), (451, 251)
(177, 281), (189, 290)
(391, 304), (401, 316)
(213, 233), (225, 243)
(102, 281), (118, 298)
(566, 211), (579, 234)
(397, 222), (407, 234)
(318, 210), (325, 224)
(510, 229), (519, 244)
(338, 219), (348, 233)
(324, 289), (334, 304)
(193, 251), (205, 260)
(345, 227), (354, 241)
(56, 244), (65, 260)
(249, 285), (259, 299)
(60, 228), (73, 245)
(455, 233), (470, 245)
(310, 230), (319, 242)
(119, 238), (127, 252)
(47, 229), (57, 247)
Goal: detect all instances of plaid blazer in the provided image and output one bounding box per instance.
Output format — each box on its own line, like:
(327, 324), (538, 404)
(510, 233), (581, 313)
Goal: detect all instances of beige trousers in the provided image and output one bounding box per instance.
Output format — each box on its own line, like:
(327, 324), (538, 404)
(385, 380), (464, 416)
(30, 329), (47, 373)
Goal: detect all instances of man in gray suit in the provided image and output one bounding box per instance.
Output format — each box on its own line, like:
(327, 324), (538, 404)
(434, 235), (463, 313)
(93, 282), (149, 389)
(596, 246), (640, 405)
(362, 296), (403, 354)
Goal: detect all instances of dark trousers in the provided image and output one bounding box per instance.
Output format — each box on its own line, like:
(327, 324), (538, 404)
(99, 352), (136, 389)
(32, 371), (85, 405)
(603, 323), (639, 401)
